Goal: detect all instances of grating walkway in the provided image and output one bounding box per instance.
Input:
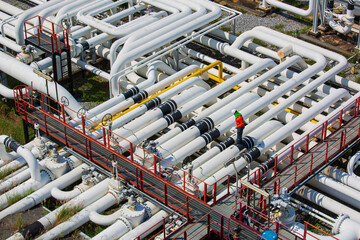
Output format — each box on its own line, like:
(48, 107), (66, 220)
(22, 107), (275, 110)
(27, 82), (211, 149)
(26, 107), (258, 239)
(263, 115), (360, 195)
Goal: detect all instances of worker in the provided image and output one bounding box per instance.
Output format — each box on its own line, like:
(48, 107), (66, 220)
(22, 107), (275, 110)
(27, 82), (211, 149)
(232, 109), (245, 145)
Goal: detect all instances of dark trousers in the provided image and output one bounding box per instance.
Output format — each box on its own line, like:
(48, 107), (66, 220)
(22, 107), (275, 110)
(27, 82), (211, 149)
(236, 127), (243, 144)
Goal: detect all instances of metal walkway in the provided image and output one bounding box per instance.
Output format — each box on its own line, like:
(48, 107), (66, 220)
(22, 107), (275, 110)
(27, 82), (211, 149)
(17, 94), (260, 239)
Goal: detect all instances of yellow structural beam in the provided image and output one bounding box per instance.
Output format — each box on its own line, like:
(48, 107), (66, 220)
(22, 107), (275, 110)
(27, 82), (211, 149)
(94, 61), (224, 130)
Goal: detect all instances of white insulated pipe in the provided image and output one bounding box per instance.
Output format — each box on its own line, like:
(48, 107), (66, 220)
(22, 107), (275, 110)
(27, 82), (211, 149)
(0, 51), (81, 119)
(347, 151), (360, 176)
(199, 89), (348, 192)
(0, 1), (23, 15)
(119, 210), (168, 240)
(296, 186), (360, 223)
(110, 0), (221, 96)
(109, 83), (209, 139)
(156, 55), (301, 144)
(156, 92), (260, 162)
(36, 192), (121, 240)
(323, 166), (360, 192)
(8, 179), (110, 240)
(264, 0), (314, 16)
(0, 161), (84, 220)
(0, 136), (40, 182)
(117, 59), (274, 151)
(309, 173), (360, 210)
(91, 201), (161, 239)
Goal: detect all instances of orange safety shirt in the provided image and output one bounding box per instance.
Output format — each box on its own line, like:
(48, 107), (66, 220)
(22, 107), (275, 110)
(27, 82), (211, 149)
(235, 115), (245, 128)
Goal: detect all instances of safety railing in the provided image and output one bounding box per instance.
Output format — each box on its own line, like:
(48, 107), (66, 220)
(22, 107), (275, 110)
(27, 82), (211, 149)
(24, 15), (69, 53)
(231, 202), (304, 240)
(135, 197), (194, 240)
(303, 221), (339, 240)
(13, 83), (223, 206)
(233, 96), (360, 194)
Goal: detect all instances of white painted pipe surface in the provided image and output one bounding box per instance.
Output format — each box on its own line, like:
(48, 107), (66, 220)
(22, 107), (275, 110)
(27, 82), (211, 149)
(265, 0), (314, 16)
(0, 52), (81, 118)
(323, 166), (360, 192)
(119, 210), (168, 240)
(296, 186), (360, 223)
(0, 162), (85, 220)
(8, 179), (110, 240)
(36, 193), (120, 240)
(0, 136), (40, 182)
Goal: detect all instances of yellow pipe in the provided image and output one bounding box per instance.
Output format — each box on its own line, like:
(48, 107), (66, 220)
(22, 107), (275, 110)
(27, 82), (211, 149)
(208, 73), (239, 90)
(93, 61), (224, 130)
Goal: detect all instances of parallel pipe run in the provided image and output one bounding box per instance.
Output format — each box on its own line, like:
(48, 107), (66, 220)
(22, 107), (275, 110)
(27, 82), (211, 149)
(0, 136), (40, 182)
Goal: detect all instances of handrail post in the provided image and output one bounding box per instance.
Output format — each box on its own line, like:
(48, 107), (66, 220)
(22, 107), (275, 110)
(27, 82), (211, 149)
(186, 196), (190, 222)
(213, 183), (217, 204)
(290, 145), (294, 164)
(61, 105), (68, 146)
(304, 222), (308, 239)
(339, 109), (343, 129)
(204, 183), (207, 203)
(220, 216), (224, 240)
(305, 134), (309, 153)
(310, 153), (313, 174)
(130, 142), (134, 162)
(164, 183), (168, 206)
(294, 165), (297, 187)
(153, 155), (157, 175)
(102, 127), (106, 147)
(207, 214), (211, 238)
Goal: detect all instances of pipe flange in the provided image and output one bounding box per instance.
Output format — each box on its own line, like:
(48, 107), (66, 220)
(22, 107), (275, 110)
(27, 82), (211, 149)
(332, 213), (349, 235)
(65, 158), (75, 170)
(107, 190), (122, 205)
(117, 216), (132, 231)
(143, 203), (152, 219)
(40, 168), (55, 181)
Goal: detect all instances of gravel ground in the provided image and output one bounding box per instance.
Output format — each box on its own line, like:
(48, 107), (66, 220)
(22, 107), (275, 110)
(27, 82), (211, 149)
(234, 12), (309, 33)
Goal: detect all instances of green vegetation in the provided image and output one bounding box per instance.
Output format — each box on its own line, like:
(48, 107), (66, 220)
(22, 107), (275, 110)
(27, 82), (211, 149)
(74, 75), (109, 104)
(272, 24), (285, 31)
(54, 204), (83, 226)
(0, 168), (13, 180)
(6, 187), (34, 206)
(79, 221), (106, 237)
(252, 38), (268, 47)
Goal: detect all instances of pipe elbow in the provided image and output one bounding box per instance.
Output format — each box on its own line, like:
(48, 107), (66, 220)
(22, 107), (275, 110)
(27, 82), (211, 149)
(51, 186), (81, 201)
(89, 210), (122, 226)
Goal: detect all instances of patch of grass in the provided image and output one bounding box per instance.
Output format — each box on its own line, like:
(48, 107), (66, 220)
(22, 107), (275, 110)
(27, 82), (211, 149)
(73, 75), (109, 104)
(6, 187), (34, 206)
(54, 205), (83, 226)
(0, 168), (13, 180)
(220, 26), (231, 32)
(79, 221), (106, 237)
(252, 39), (268, 47)
(272, 24), (285, 31)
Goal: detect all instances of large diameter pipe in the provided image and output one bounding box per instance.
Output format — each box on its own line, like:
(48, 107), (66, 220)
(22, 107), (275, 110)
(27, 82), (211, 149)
(118, 59), (274, 150)
(323, 166), (360, 192)
(309, 173), (360, 210)
(0, 161), (85, 220)
(296, 186), (360, 223)
(0, 136), (40, 181)
(119, 210), (168, 240)
(0, 52), (81, 118)
(35, 193), (119, 240)
(9, 179), (110, 240)
(156, 55), (303, 144)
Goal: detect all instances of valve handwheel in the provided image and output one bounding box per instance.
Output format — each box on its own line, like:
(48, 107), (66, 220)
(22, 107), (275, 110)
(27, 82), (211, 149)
(102, 113), (113, 126)
(61, 96), (69, 106)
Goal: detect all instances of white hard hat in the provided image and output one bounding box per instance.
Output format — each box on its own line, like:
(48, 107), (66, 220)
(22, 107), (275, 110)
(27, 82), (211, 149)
(231, 109), (237, 114)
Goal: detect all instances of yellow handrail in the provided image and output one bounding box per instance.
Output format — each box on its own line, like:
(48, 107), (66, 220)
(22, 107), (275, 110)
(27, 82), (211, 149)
(93, 61), (224, 130)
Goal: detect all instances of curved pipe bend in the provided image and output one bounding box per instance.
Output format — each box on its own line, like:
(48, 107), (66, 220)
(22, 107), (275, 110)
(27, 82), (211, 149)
(0, 135), (41, 181)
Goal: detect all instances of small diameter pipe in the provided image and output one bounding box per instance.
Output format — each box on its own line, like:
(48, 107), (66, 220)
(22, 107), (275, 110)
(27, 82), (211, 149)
(289, 202), (334, 226)
(265, 0), (314, 16)
(8, 179), (110, 240)
(290, 197), (336, 223)
(0, 161), (85, 220)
